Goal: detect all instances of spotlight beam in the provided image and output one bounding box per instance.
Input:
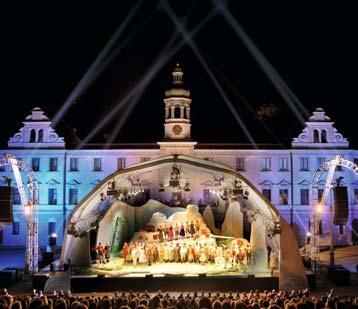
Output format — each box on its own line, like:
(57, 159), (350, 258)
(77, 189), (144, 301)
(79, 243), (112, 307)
(77, 9), (217, 148)
(213, 0), (309, 125)
(162, 0), (258, 148)
(51, 0), (144, 127)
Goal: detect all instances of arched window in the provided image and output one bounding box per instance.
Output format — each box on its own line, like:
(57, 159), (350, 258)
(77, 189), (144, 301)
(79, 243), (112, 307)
(321, 129), (328, 143)
(38, 129), (44, 142)
(174, 107), (181, 118)
(29, 129), (36, 143)
(313, 129), (320, 143)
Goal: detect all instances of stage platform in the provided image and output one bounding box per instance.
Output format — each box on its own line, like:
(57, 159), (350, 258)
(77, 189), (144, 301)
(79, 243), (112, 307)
(71, 274), (278, 292)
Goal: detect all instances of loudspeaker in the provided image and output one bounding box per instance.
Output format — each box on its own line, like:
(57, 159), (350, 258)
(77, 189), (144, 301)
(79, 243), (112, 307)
(333, 187), (348, 226)
(0, 186), (13, 224)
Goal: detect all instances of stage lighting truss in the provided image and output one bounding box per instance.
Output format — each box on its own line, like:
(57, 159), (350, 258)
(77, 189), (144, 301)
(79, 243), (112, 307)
(208, 177), (249, 201)
(105, 178), (146, 201)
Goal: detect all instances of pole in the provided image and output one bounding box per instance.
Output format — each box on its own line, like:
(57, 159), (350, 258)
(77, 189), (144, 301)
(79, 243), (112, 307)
(329, 192), (334, 266)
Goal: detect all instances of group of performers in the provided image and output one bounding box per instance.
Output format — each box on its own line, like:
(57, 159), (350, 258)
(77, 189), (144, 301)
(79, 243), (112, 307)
(121, 239), (252, 269)
(156, 220), (205, 241)
(92, 242), (112, 264)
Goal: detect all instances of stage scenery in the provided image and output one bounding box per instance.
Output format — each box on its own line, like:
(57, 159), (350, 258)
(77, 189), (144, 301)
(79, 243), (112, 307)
(61, 155), (307, 291)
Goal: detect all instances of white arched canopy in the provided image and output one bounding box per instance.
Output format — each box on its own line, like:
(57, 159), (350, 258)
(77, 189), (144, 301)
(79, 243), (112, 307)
(61, 155), (307, 290)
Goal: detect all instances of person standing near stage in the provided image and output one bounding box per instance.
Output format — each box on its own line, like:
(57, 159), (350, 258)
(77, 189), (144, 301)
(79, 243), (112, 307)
(174, 223), (180, 240)
(158, 242), (164, 262)
(131, 243), (139, 266)
(153, 244), (159, 262)
(158, 226), (164, 242)
(122, 242), (128, 260)
(105, 243), (111, 263)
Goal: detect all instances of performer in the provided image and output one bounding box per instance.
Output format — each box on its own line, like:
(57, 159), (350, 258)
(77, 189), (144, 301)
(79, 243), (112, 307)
(180, 243), (188, 262)
(153, 244), (159, 262)
(157, 226), (164, 242)
(199, 245), (207, 264)
(189, 221), (195, 238)
(105, 243), (111, 263)
(245, 245), (252, 265)
(158, 243), (164, 262)
(185, 221), (190, 238)
(139, 245), (147, 264)
(195, 219), (200, 235)
(167, 225), (174, 240)
(122, 242), (128, 259)
(179, 223), (185, 238)
(174, 223), (180, 239)
(97, 242), (105, 264)
(187, 244), (195, 262)
(269, 250), (279, 276)
(131, 243), (139, 266)
(174, 243), (180, 263)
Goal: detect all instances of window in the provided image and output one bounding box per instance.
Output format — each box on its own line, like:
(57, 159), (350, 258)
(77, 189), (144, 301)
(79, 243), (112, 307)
(93, 158), (102, 171)
(69, 188), (78, 205)
(261, 158), (271, 171)
(48, 220), (56, 235)
(49, 158), (58, 171)
(279, 189), (288, 205)
(32, 158), (40, 171)
(141, 157), (150, 162)
(300, 157), (309, 171)
(48, 188), (57, 205)
(70, 158), (78, 171)
(317, 157), (325, 168)
(38, 129), (44, 143)
(318, 188), (324, 203)
(313, 129), (320, 143)
(301, 189), (309, 205)
(321, 130), (327, 143)
(30, 129), (36, 143)
(354, 189), (358, 204)
(262, 189), (271, 202)
(12, 222), (19, 235)
(235, 158), (245, 171)
(117, 158), (126, 171)
(12, 188), (21, 205)
(279, 158), (288, 171)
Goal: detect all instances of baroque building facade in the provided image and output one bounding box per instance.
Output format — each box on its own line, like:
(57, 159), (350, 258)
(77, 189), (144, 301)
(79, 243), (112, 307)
(1, 65), (357, 248)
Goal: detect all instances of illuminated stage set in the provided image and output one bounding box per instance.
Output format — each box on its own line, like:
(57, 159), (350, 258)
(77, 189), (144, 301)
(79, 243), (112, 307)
(61, 156), (307, 291)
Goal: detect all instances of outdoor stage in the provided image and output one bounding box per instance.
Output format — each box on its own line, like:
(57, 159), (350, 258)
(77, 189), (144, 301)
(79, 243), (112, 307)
(71, 258), (277, 292)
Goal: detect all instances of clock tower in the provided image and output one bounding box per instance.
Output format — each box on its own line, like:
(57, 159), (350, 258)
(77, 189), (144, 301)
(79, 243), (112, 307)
(158, 64), (196, 155)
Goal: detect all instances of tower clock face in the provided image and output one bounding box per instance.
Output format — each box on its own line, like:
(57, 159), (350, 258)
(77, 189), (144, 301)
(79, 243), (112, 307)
(172, 125), (182, 135)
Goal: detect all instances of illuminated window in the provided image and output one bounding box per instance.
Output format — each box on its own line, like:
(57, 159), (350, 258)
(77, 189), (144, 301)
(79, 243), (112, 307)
(300, 158), (309, 171)
(318, 188), (324, 203)
(48, 220), (56, 235)
(48, 188), (57, 205)
(279, 158), (288, 171)
(117, 158), (126, 171)
(12, 221), (19, 235)
(70, 158), (78, 171)
(32, 158), (40, 171)
(262, 189), (271, 202)
(93, 158), (102, 171)
(317, 157), (325, 168)
(279, 189), (288, 205)
(38, 129), (44, 142)
(49, 158), (58, 171)
(261, 158), (271, 171)
(69, 188), (78, 205)
(301, 189), (309, 205)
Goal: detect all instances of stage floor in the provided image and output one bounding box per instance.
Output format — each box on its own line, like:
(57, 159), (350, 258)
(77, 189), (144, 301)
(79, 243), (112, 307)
(78, 258), (272, 278)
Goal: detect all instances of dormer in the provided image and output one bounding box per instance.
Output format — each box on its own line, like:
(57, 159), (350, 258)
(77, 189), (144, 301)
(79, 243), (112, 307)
(292, 108), (348, 149)
(8, 107), (65, 148)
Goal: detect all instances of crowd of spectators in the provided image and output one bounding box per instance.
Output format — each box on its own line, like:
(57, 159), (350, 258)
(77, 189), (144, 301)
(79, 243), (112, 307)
(1, 288), (357, 309)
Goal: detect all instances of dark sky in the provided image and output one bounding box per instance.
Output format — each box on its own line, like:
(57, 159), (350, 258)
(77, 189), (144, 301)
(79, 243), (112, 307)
(1, 1), (357, 148)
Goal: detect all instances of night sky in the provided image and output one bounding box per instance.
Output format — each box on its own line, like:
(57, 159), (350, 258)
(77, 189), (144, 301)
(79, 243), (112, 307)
(1, 1), (357, 148)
